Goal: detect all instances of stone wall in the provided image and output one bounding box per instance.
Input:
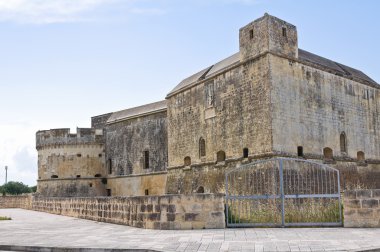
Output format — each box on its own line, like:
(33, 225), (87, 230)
(38, 178), (107, 197)
(105, 111), (167, 176)
(344, 189), (380, 227)
(0, 195), (32, 209)
(28, 194), (224, 230)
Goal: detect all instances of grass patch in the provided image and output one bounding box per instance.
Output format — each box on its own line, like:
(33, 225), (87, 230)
(0, 216), (11, 221)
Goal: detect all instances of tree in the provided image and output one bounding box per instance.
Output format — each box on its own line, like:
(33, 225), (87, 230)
(29, 185), (37, 193)
(1, 181), (31, 195)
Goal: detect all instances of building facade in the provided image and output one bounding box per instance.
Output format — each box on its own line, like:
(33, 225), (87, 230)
(36, 14), (380, 197)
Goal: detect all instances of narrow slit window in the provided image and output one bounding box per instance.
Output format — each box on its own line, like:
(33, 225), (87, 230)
(297, 146), (303, 157)
(199, 138), (206, 158)
(282, 27), (287, 37)
(144, 151), (150, 169)
(108, 159), (112, 174)
(145, 189), (149, 196)
(340, 132), (347, 153)
(243, 148), (249, 158)
(249, 29), (254, 39)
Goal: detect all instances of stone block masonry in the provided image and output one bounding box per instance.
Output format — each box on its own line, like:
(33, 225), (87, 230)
(344, 189), (380, 227)
(0, 194), (225, 230)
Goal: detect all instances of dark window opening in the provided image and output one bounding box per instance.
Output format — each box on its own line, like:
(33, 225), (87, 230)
(94, 174), (101, 178)
(77, 153), (81, 157)
(89, 183), (93, 187)
(76, 175), (81, 178)
(249, 29), (254, 39)
(51, 175), (58, 179)
(217, 151), (226, 163)
(108, 159), (112, 174)
(106, 189), (111, 197)
(38, 177), (41, 179)
(196, 186), (205, 194)
(323, 147), (333, 160)
(340, 132), (347, 153)
(297, 146), (304, 157)
(101, 178), (107, 185)
(199, 138), (206, 158)
(145, 189), (149, 196)
(282, 27), (287, 37)
(98, 154), (102, 157)
(184, 156), (191, 166)
(357, 151), (365, 162)
(243, 148), (249, 158)
(144, 151), (150, 169)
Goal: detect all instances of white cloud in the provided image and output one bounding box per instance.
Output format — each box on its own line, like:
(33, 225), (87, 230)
(0, 0), (119, 24)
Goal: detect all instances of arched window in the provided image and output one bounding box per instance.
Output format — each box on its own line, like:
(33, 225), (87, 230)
(196, 186), (205, 193)
(217, 151), (226, 163)
(199, 138), (206, 158)
(243, 148), (249, 158)
(357, 151), (365, 162)
(323, 147), (333, 160)
(340, 132), (347, 153)
(184, 156), (191, 166)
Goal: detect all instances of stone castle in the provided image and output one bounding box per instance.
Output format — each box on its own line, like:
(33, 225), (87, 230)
(36, 14), (380, 197)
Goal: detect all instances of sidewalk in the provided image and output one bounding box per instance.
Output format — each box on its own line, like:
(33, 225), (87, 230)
(0, 209), (379, 252)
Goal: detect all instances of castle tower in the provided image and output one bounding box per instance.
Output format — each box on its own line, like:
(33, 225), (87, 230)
(239, 13), (298, 61)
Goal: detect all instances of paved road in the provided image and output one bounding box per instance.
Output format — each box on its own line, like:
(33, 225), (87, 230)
(0, 209), (379, 252)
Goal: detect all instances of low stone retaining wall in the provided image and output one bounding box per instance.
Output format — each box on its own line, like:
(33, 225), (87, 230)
(0, 195), (32, 209)
(1, 194), (225, 230)
(344, 189), (380, 227)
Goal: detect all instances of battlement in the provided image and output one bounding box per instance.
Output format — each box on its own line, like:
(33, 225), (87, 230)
(36, 128), (104, 149)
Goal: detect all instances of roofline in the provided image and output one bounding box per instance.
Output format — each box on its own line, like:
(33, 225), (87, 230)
(166, 51), (379, 99)
(91, 112), (113, 119)
(106, 107), (167, 125)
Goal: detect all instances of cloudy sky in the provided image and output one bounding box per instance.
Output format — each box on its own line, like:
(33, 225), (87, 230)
(0, 0), (379, 186)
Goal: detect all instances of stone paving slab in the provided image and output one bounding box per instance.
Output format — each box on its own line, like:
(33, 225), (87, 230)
(0, 209), (380, 252)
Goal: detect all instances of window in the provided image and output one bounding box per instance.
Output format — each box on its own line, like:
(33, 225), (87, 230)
(340, 132), (347, 153)
(217, 151), (226, 163)
(145, 189), (149, 196)
(184, 156), (191, 166)
(357, 151), (365, 162)
(77, 153), (81, 157)
(282, 27), (287, 37)
(249, 29), (254, 39)
(323, 147), (333, 160)
(89, 183), (93, 188)
(243, 148), (249, 158)
(205, 81), (215, 107)
(98, 154), (102, 157)
(144, 151), (150, 169)
(51, 175), (58, 179)
(297, 146), (304, 157)
(107, 159), (112, 174)
(94, 174), (101, 177)
(199, 138), (206, 158)
(106, 189), (111, 197)
(76, 175), (81, 178)
(196, 186), (205, 193)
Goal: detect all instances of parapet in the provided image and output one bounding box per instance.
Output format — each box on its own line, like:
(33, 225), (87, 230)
(36, 128), (104, 150)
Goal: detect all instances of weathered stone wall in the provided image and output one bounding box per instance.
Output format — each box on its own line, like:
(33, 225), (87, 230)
(107, 172), (167, 196)
(166, 55), (272, 193)
(0, 195), (32, 209)
(91, 113), (112, 129)
(105, 111), (167, 176)
(28, 194), (225, 230)
(344, 189), (380, 227)
(37, 178), (107, 197)
(269, 53), (380, 188)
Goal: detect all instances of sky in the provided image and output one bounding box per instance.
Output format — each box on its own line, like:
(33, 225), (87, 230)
(0, 0), (379, 186)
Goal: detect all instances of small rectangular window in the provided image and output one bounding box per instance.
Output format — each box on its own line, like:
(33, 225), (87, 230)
(76, 175), (81, 178)
(249, 29), (254, 39)
(144, 151), (150, 169)
(106, 189), (111, 196)
(145, 189), (149, 196)
(297, 146), (303, 157)
(282, 27), (287, 37)
(243, 148), (249, 158)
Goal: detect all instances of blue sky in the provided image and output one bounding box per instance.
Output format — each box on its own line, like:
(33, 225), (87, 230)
(0, 0), (379, 186)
